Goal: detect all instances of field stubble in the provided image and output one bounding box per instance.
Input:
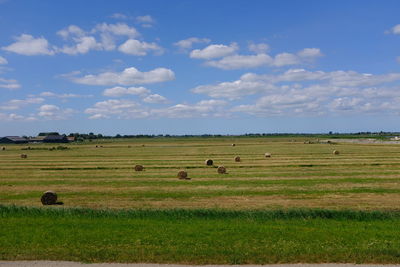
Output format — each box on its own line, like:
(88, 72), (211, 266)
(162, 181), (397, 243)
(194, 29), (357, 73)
(0, 137), (400, 210)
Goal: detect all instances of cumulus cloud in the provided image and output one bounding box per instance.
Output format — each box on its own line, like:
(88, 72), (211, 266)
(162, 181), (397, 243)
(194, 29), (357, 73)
(57, 25), (86, 39)
(191, 67), (400, 116)
(0, 56), (7, 65)
(272, 52), (300, 66)
(206, 54), (273, 70)
(248, 43), (269, 54)
(174, 37), (211, 50)
(59, 36), (102, 55)
(136, 15), (155, 27)
(151, 99), (228, 118)
(190, 43), (238, 59)
(6, 22), (162, 56)
(1, 97), (44, 110)
(143, 94), (168, 104)
(201, 47), (322, 70)
(103, 86), (150, 97)
(85, 99), (148, 119)
(2, 34), (55, 55)
(70, 67), (175, 86)
(118, 39), (163, 55)
(110, 13), (130, 20)
(192, 73), (276, 99)
(38, 104), (75, 120)
(0, 112), (37, 122)
(84, 98), (229, 119)
(387, 24), (400, 35)
(297, 48), (323, 58)
(94, 23), (139, 38)
(0, 77), (21, 89)
(39, 91), (93, 99)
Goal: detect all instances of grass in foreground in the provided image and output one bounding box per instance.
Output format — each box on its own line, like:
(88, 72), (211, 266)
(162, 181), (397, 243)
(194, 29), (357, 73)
(1, 205), (400, 264)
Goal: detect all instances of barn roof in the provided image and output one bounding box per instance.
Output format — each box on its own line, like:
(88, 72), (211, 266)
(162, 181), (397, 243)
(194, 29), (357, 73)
(43, 135), (68, 141)
(3, 136), (28, 141)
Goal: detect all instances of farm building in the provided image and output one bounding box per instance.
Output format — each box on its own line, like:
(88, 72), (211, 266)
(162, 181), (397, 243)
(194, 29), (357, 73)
(43, 135), (69, 143)
(0, 136), (29, 144)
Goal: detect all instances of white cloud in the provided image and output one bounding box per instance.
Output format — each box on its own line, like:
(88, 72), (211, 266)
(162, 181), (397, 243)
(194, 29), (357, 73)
(71, 67), (175, 86)
(103, 86), (150, 97)
(0, 77), (21, 89)
(2, 34), (55, 55)
(190, 43), (238, 59)
(143, 94), (168, 104)
(85, 99), (148, 119)
(273, 52), (300, 66)
(152, 99), (228, 118)
(248, 43), (269, 54)
(174, 37), (211, 50)
(201, 47), (322, 70)
(192, 73), (276, 99)
(95, 23), (139, 38)
(136, 15), (155, 24)
(59, 36), (102, 55)
(206, 54), (273, 70)
(38, 104), (75, 120)
(57, 25), (86, 39)
(39, 91), (93, 99)
(1, 97), (44, 110)
(0, 112), (37, 122)
(297, 48), (323, 58)
(136, 15), (155, 27)
(110, 13), (130, 20)
(118, 39), (163, 56)
(0, 56), (7, 65)
(387, 24), (400, 35)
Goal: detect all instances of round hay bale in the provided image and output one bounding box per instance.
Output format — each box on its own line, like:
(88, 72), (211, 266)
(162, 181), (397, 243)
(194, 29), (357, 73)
(234, 156), (241, 162)
(231, 143), (236, 147)
(134, 165), (144, 171)
(217, 166), (226, 174)
(41, 191), (57, 205)
(177, 170), (188, 179)
(20, 154), (27, 159)
(205, 159), (213, 166)
(1, 147), (5, 151)
(333, 150), (340, 155)
(264, 153), (271, 158)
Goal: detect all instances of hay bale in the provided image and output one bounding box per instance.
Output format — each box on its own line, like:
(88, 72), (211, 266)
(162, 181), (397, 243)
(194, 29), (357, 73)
(231, 143), (236, 147)
(41, 191), (57, 205)
(20, 154), (27, 159)
(217, 166), (226, 174)
(134, 165), (144, 171)
(333, 150), (340, 155)
(264, 153), (271, 158)
(177, 170), (189, 179)
(205, 159), (213, 166)
(1, 147), (5, 151)
(234, 156), (241, 162)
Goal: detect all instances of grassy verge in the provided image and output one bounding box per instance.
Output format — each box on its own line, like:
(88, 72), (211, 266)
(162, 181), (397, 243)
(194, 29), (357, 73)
(1, 205), (400, 264)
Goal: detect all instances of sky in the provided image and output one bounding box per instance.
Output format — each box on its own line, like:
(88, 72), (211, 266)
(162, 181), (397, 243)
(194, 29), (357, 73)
(1, 0), (400, 136)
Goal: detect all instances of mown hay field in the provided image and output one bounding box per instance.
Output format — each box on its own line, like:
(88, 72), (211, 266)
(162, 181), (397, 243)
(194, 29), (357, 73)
(1, 136), (400, 210)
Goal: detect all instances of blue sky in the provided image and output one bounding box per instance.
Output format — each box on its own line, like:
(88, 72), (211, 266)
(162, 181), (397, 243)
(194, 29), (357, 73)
(1, 0), (400, 136)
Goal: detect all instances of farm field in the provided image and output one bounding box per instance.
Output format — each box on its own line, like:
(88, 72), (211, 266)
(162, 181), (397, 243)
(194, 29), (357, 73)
(1, 136), (400, 264)
(1, 137), (400, 210)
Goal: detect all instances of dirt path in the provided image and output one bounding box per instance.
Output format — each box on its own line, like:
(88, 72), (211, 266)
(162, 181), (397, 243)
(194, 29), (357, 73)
(1, 262), (400, 267)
